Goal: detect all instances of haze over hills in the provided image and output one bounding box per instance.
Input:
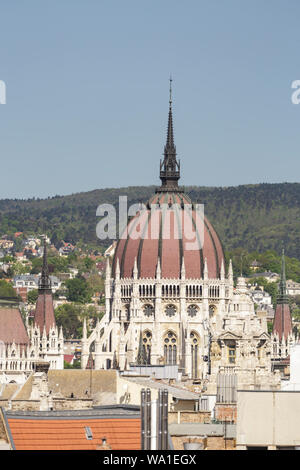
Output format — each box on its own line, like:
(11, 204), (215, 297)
(0, 182), (300, 259)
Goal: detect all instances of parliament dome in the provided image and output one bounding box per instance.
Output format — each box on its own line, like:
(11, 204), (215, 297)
(112, 83), (224, 280)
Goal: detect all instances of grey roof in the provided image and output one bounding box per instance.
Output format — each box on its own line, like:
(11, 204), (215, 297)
(169, 423), (236, 439)
(5, 405), (140, 420)
(122, 376), (200, 400)
(252, 271), (279, 278)
(14, 274), (60, 284)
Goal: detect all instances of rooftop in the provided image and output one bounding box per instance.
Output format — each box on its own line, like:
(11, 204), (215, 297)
(3, 406), (141, 450)
(122, 376), (200, 400)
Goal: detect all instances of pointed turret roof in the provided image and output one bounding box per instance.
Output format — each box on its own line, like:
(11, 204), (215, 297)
(38, 238), (52, 291)
(272, 249), (292, 341)
(277, 249), (288, 303)
(157, 77), (181, 192)
(34, 237), (56, 336)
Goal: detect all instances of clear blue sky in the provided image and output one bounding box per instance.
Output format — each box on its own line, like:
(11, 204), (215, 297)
(0, 0), (300, 199)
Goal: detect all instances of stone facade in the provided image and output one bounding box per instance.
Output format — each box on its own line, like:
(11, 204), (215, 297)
(82, 89), (281, 394)
(171, 435), (236, 451)
(168, 411), (211, 424)
(0, 321), (64, 383)
(82, 268), (281, 392)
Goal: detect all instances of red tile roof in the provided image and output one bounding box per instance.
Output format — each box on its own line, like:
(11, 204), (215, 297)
(0, 307), (29, 345)
(113, 192), (224, 280)
(7, 417), (141, 450)
(64, 354), (74, 364)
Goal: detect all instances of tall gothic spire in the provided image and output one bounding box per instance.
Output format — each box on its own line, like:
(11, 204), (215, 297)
(277, 248), (288, 304)
(166, 76), (175, 151)
(35, 236), (56, 335)
(38, 237), (52, 291)
(158, 77), (181, 192)
(272, 247), (292, 341)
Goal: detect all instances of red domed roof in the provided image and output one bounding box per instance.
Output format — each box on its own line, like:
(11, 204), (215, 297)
(111, 85), (224, 279)
(112, 192), (224, 280)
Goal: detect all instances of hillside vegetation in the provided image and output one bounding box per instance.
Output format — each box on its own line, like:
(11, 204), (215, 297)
(0, 183), (300, 258)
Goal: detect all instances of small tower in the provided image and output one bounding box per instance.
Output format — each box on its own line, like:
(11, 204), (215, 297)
(272, 249), (293, 341)
(272, 249), (293, 362)
(33, 238), (64, 369)
(157, 77), (182, 192)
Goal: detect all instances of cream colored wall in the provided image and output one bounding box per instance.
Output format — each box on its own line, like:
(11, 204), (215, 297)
(117, 376), (196, 411)
(117, 376), (171, 408)
(237, 391), (300, 449)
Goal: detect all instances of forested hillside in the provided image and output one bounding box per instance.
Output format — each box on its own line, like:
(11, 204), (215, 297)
(0, 183), (300, 258)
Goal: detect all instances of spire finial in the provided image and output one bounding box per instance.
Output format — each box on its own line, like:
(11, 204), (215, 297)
(277, 245), (288, 303)
(157, 78), (181, 191)
(169, 74), (172, 107)
(39, 236), (51, 291)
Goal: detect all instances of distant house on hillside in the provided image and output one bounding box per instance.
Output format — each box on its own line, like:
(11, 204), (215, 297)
(249, 259), (262, 271)
(0, 240), (14, 250)
(286, 280), (300, 297)
(249, 271), (280, 283)
(13, 274), (61, 294)
(15, 252), (26, 261)
(59, 241), (75, 257)
(249, 288), (274, 320)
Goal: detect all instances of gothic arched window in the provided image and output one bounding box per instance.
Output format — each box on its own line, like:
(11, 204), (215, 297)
(164, 331), (177, 364)
(190, 331), (200, 379)
(142, 330), (152, 364)
(209, 304), (217, 318)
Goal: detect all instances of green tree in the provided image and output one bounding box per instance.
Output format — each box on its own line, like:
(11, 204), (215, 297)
(30, 257), (43, 274)
(55, 303), (82, 338)
(0, 280), (18, 298)
(55, 302), (103, 338)
(11, 261), (28, 276)
(27, 289), (39, 304)
(64, 359), (81, 369)
(87, 273), (104, 295)
(64, 277), (92, 303)
(83, 257), (94, 271)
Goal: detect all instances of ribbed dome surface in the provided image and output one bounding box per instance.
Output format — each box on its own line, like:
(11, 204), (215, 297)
(112, 192), (224, 280)
(112, 84), (225, 280)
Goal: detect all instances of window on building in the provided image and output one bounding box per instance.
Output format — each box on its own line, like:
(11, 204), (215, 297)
(187, 305), (198, 318)
(143, 304), (154, 317)
(165, 304), (176, 317)
(164, 331), (177, 364)
(228, 344), (236, 364)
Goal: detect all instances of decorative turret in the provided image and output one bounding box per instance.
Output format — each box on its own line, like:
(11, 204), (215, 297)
(156, 257), (161, 280)
(133, 257), (138, 279)
(157, 77), (181, 192)
(34, 238), (56, 335)
(38, 238), (52, 292)
(181, 256), (186, 280)
(220, 259), (225, 281)
(204, 258), (208, 281)
(272, 249), (293, 341)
